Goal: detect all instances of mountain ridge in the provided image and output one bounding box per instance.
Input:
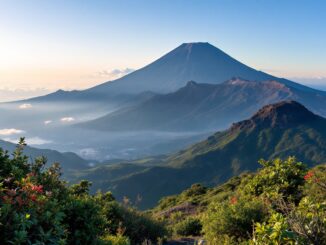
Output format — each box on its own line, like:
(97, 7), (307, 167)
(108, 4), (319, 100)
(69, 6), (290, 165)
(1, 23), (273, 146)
(78, 78), (326, 132)
(0, 139), (90, 174)
(73, 100), (326, 208)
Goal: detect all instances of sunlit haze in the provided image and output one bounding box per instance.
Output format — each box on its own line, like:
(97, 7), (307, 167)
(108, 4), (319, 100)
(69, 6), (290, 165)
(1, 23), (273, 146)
(0, 0), (325, 100)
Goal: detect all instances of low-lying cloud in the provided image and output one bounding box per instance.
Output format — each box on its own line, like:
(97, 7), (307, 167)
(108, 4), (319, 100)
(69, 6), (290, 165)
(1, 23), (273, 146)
(289, 76), (326, 91)
(288, 76), (326, 84)
(0, 128), (25, 136)
(19, 103), (32, 109)
(44, 120), (52, 125)
(61, 117), (75, 122)
(27, 137), (52, 145)
(96, 68), (135, 80)
(3, 136), (52, 145)
(78, 148), (99, 159)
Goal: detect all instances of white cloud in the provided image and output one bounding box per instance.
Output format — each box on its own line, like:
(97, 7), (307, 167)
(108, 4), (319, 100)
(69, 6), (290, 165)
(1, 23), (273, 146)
(96, 68), (135, 80)
(19, 103), (32, 109)
(79, 148), (99, 159)
(3, 136), (52, 145)
(44, 120), (52, 125)
(27, 137), (52, 145)
(0, 128), (25, 136)
(287, 76), (326, 91)
(61, 117), (75, 122)
(288, 76), (326, 85)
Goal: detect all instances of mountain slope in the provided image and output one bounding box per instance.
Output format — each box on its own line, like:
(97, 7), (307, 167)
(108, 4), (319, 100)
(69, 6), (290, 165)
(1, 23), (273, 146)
(87, 42), (315, 95)
(75, 101), (326, 209)
(78, 79), (326, 132)
(24, 42), (321, 103)
(0, 139), (90, 173)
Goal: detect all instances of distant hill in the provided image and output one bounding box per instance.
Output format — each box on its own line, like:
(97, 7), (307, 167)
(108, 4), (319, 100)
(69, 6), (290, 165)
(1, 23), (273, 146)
(78, 79), (326, 132)
(0, 139), (90, 174)
(73, 101), (326, 209)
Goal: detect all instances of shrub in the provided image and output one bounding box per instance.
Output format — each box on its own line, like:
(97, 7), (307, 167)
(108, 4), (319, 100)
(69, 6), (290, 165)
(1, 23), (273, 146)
(174, 217), (202, 236)
(0, 140), (67, 244)
(100, 234), (130, 245)
(183, 184), (207, 197)
(63, 195), (106, 244)
(251, 213), (299, 244)
(0, 139), (165, 245)
(251, 165), (326, 244)
(96, 195), (167, 244)
(303, 164), (326, 202)
(202, 197), (268, 241)
(246, 157), (307, 202)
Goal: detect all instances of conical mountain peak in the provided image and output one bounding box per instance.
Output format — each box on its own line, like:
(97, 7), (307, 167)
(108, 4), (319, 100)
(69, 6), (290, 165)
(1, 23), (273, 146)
(179, 42), (214, 50)
(27, 41), (319, 103)
(88, 42), (297, 95)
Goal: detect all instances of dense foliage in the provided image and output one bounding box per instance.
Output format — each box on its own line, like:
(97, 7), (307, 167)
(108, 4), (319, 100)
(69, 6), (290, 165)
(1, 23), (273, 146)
(153, 157), (326, 244)
(173, 217), (202, 237)
(1, 139), (325, 244)
(0, 139), (166, 245)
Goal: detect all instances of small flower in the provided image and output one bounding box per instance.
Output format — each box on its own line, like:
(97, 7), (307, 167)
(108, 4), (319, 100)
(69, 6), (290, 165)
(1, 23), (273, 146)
(30, 194), (37, 202)
(25, 213), (31, 219)
(31, 185), (43, 193)
(304, 171), (314, 181)
(230, 196), (237, 205)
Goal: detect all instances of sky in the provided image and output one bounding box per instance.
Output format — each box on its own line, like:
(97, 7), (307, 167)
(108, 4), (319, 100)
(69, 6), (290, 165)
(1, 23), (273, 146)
(0, 0), (325, 100)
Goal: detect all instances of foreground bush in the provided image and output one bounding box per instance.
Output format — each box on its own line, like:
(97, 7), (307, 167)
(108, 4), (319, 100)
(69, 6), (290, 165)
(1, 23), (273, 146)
(246, 157), (307, 202)
(252, 198), (326, 244)
(202, 197), (268, 242)
(98, 199), (166, 244)
(197, 157), (325, 244)
(174, 217), (202, 236)
(0, 139), (166, 244)
(0, 141), (68, 244)
(100, 234), (130, 245)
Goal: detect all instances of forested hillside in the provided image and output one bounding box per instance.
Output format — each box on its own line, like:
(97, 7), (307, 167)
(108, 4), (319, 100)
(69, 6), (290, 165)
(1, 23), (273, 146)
(0, 140), (325, 244)
(74, 101), (326, 209)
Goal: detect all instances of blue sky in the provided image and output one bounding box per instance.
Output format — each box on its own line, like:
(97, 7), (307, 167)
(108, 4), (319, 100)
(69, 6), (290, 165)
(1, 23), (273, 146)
(0, 0), (325, 95)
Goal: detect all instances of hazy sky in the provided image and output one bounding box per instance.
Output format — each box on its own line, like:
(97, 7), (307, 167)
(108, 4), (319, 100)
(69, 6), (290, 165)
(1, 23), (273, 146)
(0, 0), (325, 95)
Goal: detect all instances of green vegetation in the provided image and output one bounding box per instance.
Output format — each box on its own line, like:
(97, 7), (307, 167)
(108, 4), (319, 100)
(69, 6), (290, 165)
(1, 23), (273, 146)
(174, 217), (202, 237)
(0, 139), (166, 245)
(0, 138), (89, 174)
(72, 101), (326, 209)
(152, 157), (326, 244)
(0, 138), (325, 244)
